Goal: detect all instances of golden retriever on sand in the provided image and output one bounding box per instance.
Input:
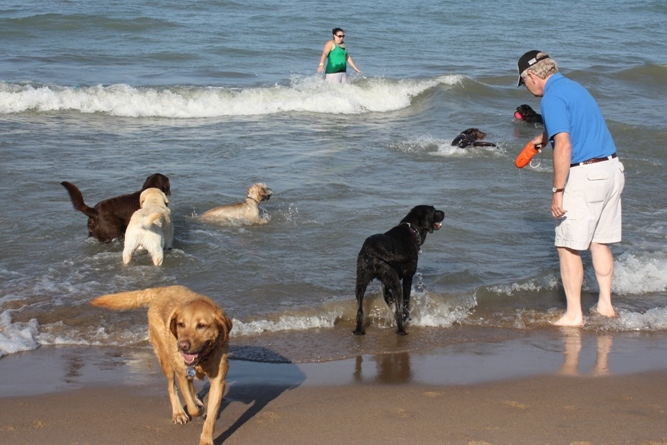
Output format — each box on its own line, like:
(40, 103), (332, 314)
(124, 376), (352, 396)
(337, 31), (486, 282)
(91, 285), (233, 445)
(122, 187), (173, 266)
(199, 183), (273, 224)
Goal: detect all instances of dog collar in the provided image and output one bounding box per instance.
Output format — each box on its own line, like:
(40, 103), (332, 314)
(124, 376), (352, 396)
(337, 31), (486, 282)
(247, 196), (261, 205)
(402, 222), (422, 248)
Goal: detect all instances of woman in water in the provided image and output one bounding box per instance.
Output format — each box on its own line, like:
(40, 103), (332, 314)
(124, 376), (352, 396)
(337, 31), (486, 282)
(317, 28), (362, 83)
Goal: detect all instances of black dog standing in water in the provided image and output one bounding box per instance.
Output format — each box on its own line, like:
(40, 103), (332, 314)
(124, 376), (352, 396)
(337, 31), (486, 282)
(354, 205), (445, 336)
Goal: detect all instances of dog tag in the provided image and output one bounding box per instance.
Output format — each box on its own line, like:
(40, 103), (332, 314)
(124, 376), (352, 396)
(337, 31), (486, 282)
(187, 366), (196, 378)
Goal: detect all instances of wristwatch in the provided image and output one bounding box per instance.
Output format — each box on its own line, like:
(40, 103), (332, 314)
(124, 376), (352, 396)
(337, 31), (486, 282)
(552, 187), (564, 193)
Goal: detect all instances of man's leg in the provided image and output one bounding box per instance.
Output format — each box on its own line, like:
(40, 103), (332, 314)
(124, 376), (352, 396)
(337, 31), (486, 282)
(590, 242), (617, 317)
(554, 246), (584, 327)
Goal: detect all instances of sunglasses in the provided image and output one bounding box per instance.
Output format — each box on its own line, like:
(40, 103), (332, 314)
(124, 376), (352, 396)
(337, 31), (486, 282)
(335, 34), (345, 38)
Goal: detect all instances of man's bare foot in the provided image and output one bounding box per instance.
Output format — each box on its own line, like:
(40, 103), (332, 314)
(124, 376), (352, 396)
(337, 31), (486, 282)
(553, 313), (584, 327)
(591, 303), (617, 318)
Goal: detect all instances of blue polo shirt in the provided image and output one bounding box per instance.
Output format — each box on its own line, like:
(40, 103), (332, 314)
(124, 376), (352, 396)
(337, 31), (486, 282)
(541, 72), (616, 164)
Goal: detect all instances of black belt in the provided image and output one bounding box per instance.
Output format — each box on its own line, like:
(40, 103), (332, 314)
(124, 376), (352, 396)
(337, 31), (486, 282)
(570, 153), (617, 168)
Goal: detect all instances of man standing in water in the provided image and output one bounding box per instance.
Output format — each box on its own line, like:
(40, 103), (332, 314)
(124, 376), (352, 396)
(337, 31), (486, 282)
(517, 50), (625, 327)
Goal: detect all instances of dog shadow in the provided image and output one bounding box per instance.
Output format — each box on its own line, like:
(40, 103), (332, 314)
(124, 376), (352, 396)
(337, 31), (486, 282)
(203, 346), (305, 444)
(353, 352), (413, 384)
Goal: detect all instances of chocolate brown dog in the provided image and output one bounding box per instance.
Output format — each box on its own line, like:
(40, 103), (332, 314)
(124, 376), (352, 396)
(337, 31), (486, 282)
(61, 173), (170, 242)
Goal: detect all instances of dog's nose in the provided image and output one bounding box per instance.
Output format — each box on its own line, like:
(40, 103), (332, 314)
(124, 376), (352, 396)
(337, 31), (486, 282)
(178, 340), (191, 352)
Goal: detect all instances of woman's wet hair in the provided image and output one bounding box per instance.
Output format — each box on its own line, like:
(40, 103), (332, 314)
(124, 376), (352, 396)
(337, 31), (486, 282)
(332, 28), (344, 35)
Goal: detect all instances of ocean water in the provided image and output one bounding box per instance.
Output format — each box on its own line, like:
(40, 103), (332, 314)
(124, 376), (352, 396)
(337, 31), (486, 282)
(1, 0), (667, 362)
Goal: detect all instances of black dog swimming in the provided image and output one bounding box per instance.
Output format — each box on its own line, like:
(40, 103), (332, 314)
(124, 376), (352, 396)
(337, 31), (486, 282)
(451, 128), (497, 148)
(354, 205), (445, 336)
(514, 104), (544, 125)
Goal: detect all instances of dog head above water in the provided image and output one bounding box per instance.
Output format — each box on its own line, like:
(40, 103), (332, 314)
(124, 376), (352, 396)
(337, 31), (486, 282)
(460, 128), (487, 140)
(514, 104), (544, 124)
(451, 128), (497, 148)
(401, 205), (445, 235)
(142, 173), (171, 196)
(247, 183), (273, 203)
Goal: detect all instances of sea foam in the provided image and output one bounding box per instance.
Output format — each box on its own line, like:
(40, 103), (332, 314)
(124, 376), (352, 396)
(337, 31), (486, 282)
(613, 251), (667, 295)
(0, 75), (464, 118)
(0, 310), (40, 358)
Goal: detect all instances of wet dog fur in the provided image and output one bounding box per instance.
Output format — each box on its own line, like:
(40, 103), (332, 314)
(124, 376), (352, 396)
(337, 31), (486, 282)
(199, 183), (273, 225)
(122, 188), (173, 266)
(515, 104), (544, 125)
(354, 205), (445, 336)
(451, 128), (497, 148)
(61, 173), (171, 242)
(90, 285), (233, 445)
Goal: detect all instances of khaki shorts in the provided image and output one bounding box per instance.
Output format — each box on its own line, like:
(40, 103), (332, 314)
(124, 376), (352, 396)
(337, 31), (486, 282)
(555, 158), (625, 250)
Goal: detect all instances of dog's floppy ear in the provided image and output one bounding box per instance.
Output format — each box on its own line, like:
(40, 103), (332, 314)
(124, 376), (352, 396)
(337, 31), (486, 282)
(169, 310), (180, 338)
(213, 307), (233, 340)
(164, 194), (169, 206)
(139, 191), (148, 208)
(159, 176), (171, 196)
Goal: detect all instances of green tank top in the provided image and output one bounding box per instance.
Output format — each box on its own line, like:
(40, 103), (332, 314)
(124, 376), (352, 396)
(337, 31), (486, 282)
(325, 43), (347, 74)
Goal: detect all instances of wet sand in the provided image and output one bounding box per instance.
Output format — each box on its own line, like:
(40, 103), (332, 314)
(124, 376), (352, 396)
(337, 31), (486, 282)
(2, 329), (667, 445)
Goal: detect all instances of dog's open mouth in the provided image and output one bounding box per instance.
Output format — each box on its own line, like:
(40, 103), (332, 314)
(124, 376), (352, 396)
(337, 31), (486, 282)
(179, 342), (210, 366)
(181, 351), (200, 366)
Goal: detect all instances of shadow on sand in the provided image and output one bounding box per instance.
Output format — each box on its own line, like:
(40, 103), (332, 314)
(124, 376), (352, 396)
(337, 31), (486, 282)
(205, 345), (305, 444)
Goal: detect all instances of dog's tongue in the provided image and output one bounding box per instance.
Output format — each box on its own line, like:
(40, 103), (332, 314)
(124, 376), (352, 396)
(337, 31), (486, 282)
(514, 111), (524, 120)
(180, 351), (199, 365)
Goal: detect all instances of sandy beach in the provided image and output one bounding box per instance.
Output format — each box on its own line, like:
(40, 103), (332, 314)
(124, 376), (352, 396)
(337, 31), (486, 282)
(2, 330), (667, 445)
(3, 3), (666, 445)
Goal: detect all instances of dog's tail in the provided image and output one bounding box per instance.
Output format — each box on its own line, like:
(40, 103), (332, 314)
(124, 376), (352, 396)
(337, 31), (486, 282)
(61, 181), (98, 218)
(139, 212), (163, 229)
(91, 288), (160, 311)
